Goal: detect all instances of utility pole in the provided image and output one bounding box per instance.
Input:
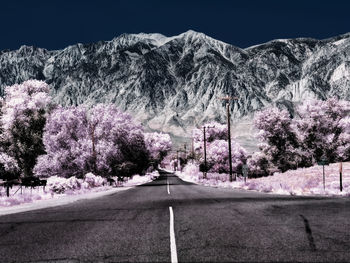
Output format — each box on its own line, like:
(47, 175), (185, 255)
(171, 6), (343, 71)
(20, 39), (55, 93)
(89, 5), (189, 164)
(227, 102), (233, 182)
(218, 96), (238, 182)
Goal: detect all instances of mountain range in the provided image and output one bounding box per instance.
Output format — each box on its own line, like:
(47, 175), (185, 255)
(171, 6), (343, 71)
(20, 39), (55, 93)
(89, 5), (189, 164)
(1, 30), (349, 150)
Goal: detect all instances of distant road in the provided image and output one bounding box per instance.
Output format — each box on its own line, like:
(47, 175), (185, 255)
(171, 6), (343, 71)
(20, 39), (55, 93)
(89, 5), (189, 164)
(0, 170), (349, 262)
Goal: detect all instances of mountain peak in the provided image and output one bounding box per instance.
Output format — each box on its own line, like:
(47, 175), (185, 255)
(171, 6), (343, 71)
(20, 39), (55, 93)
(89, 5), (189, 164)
(129, 30), (210, 47)
(130, 32), (169, 46)
(111, 32), (172, 48)
(181, 29), (204, 37)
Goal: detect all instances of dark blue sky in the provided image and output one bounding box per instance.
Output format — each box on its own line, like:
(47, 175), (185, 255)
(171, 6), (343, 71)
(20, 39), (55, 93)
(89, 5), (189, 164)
(2, 0), (350, 51)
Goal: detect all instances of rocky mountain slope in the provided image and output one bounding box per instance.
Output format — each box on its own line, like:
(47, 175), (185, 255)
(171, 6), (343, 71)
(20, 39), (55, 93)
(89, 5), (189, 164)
(1, 30), (349, 144)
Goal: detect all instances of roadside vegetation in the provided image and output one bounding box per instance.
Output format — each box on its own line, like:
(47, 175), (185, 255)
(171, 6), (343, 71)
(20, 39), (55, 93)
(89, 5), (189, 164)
(174, 97), (350, 196)
(0, 80), (172, 205)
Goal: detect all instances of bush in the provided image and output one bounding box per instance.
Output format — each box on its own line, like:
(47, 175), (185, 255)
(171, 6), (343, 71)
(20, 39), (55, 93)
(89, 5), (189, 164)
(65, 176), (83, 190)
(247, 152), (275, 178)
(47, 176), (68, 194)
(116, 162), (139, 180)
(184, 162), (200, 177)
(47, 173), (106, 194)
(84, 173), (106, 188)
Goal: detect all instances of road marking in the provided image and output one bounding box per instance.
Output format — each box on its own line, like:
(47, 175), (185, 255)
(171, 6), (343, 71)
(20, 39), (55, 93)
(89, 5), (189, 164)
(167, 178), (170, 195)
(169, 206), (178, 263)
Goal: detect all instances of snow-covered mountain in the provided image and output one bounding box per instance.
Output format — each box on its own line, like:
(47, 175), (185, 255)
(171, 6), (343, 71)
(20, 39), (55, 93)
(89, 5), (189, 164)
(1, 30), (350, 143)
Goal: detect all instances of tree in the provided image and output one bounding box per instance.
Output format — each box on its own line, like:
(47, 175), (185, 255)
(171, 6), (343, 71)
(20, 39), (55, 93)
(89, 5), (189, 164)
(34, 104), (150, 180)
(337, 116), (350, 161)
(0, 152), (19, 181)
(247, 151), (278, 177)
(250, 98), (350, 177)
(144, 132), (172, 167)
(296, 98), (350, 164)
(191, 122), (246, 174)
(192, 122), (228, 157)
(253, 107), (302, 173)
(206, 139), (247, 174)
(0, 80), (52, 178)
(34, 106), (90, 178)
(0, 97), (20, 195)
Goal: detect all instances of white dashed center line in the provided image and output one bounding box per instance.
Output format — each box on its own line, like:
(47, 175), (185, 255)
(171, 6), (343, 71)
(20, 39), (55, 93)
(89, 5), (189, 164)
(169, 206), (178, 263)
(167, 178), (170, 195)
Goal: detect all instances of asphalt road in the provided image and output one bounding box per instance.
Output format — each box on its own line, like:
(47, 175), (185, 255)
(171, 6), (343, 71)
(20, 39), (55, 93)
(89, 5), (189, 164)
(0, 170), (350, 262)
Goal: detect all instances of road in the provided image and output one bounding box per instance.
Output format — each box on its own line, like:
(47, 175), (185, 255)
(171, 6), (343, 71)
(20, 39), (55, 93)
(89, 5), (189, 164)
(0, 170), (350, 262)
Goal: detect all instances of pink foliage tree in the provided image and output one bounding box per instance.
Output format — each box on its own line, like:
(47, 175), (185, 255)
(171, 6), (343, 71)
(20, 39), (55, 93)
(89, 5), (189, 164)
(144, 132), (172, 167)
(34, 106), (90, 178)
(250, 98), (350, 176)
(0, 80), (52, 178)
(337, 116), (350, 160)
(253, 107), (302, 173)
(191, 122), (247, 174)
(247, 151), (278, 178)
(206, 139), (247, 173)
(295, 98), (350, 164)
(0, 152), (19, 181)
(34, 104), (150, 179)
(192, 122), (227, 153)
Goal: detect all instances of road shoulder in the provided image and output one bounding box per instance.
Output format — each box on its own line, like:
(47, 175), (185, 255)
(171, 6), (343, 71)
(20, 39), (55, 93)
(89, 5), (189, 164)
(0, 186), (132, 216)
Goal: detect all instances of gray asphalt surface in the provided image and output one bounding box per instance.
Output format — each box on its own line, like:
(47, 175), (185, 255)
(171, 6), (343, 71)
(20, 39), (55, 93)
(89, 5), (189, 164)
(0, 170), (350, 262)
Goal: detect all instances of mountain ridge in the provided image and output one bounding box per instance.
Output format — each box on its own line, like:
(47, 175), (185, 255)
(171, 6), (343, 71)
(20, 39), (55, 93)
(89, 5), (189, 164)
(1, 30), (349, 149)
